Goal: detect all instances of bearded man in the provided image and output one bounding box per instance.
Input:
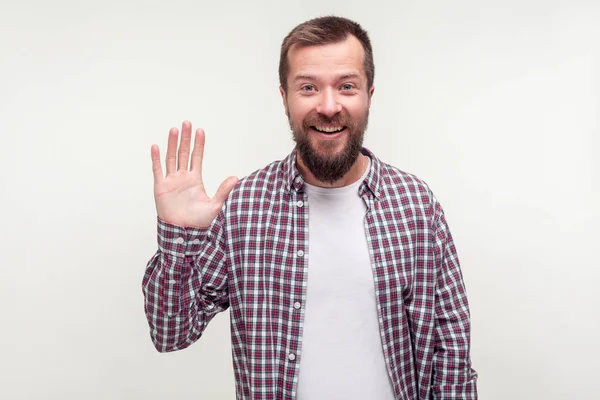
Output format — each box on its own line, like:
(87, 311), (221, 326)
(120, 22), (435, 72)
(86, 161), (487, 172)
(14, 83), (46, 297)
(143, 15), (478, 400)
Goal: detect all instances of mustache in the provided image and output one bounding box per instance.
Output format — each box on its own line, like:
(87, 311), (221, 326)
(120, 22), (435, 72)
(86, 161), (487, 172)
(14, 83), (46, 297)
(301, 112), (351, 129)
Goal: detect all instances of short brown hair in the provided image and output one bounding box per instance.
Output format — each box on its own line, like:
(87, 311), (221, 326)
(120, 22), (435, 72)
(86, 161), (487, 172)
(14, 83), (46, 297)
(279, 16), (374, 92)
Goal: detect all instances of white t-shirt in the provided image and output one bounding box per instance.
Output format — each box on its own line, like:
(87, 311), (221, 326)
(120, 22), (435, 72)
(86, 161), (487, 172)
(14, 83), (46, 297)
(296, 159), (396, 400)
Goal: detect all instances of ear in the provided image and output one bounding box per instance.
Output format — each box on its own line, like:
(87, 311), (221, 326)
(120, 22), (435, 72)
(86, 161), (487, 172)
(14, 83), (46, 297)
(279, 86), (289, 117)
(368, 85), (375, 108)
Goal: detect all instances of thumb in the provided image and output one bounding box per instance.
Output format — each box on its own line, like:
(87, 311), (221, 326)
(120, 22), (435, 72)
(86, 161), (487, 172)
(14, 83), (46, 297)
(213, 176), (239, 205)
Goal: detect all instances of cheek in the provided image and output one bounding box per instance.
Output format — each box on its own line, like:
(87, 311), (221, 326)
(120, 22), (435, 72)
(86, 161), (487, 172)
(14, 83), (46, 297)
(289, 94), (318, 112)
(346, 100), (369, 119)
(288, 103), (311, 123)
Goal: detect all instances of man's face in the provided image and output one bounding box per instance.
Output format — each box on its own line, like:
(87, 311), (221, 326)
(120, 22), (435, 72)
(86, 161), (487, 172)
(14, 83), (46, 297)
(280, 35), (375, 184)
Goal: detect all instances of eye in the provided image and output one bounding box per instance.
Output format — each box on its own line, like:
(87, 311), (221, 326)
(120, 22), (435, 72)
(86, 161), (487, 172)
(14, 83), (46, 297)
(301, 84), (315, 92)
(342, 83), (356, 91)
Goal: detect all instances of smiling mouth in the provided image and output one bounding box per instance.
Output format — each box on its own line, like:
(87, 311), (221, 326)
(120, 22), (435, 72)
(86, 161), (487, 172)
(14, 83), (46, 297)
(311, 125), (346, 134)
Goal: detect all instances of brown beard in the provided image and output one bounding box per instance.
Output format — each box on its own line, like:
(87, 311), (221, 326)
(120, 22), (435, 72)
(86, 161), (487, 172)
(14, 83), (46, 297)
(289, 109), (369, 184)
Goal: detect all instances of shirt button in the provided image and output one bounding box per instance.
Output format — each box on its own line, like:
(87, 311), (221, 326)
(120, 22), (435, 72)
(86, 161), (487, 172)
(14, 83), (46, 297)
(296, 200), (304, 208)
(288, 353), (296, 361)
(297, 250), (304, 257)
(174, 237), (184, 244)
(294, 302), (301, 309)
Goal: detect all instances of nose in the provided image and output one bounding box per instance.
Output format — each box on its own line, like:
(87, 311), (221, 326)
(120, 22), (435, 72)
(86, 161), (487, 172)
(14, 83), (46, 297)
(316, 88), (342, 117)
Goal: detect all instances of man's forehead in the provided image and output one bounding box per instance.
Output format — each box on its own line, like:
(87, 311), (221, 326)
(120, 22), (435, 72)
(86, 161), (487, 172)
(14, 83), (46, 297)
(287, 35), (364, 60)
(287, 36), (366, 80)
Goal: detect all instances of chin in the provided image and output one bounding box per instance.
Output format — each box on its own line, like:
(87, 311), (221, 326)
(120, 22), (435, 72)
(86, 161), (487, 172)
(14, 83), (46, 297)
(311, 142), (347, 158)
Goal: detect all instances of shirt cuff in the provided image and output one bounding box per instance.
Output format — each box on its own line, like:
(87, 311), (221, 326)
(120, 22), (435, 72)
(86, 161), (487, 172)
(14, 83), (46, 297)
(156, 216), (209, 257)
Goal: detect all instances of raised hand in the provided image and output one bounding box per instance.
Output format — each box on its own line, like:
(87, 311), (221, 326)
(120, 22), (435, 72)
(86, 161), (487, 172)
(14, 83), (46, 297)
(151, 121), (238, 228)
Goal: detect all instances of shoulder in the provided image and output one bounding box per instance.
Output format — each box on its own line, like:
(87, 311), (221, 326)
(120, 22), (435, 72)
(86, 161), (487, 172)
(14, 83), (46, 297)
(378, 160), (434, 202)
(224, 157), (288, 209)
(237, 159), (285, 191)
(372, 155), (439, 220)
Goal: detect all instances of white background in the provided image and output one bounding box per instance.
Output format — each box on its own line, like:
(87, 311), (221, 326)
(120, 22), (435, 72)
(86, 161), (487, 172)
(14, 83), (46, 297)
(1, 0), (598, 399)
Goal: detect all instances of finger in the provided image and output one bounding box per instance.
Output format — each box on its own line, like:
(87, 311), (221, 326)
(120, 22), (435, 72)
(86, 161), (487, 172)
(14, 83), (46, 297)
(177, 120), (192, 171)
(190, 128), (205, 175)
(151, 145), (163, 184)
(165, 127), (179, 175)
(213, 176), (239, 206)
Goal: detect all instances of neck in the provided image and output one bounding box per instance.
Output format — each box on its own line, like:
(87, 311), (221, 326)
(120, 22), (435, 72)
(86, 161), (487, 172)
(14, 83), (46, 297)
(296, 152), (368, 188)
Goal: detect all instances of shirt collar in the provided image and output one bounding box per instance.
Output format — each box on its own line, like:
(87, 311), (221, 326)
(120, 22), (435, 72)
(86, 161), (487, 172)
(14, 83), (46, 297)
(282, 147), (382, 199)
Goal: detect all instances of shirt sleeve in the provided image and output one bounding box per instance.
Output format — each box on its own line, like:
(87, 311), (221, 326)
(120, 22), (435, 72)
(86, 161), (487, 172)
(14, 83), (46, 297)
(431, 201), (478, 399)
(141, 214), (229, 352)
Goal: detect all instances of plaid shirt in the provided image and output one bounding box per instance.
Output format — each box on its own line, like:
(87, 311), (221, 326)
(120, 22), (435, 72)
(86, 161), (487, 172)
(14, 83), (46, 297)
(142, 148), (477, 399)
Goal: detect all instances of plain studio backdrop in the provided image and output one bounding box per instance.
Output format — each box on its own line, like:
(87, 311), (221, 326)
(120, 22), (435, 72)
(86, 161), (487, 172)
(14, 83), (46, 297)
(0, 0), (598, 399)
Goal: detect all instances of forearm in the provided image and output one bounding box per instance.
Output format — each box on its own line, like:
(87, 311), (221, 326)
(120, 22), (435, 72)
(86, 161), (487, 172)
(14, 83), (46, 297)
(431, 204), (478, 398)
(142, 250), (206, 352)
(142, 217), (228, 352)
(431, 286), (477, 398)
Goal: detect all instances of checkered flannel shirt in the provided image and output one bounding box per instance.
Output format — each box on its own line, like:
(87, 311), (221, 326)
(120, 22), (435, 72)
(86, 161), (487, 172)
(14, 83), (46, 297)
(142, 148), (477, 399)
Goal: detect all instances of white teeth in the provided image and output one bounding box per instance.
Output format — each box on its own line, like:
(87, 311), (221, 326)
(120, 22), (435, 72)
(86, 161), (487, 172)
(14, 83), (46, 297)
(315, 126), (343, 133)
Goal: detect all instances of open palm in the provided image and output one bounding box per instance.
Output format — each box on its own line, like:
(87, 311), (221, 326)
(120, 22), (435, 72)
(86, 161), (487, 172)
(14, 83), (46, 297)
(151, 121), (238, 228)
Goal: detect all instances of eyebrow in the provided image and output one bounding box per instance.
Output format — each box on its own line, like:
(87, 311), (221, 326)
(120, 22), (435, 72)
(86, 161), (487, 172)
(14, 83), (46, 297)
(337, 73), (361, 81)
(292, 73), (362, 82)
(293, 74), (317, 82)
